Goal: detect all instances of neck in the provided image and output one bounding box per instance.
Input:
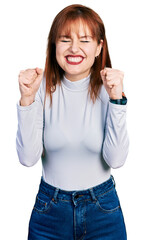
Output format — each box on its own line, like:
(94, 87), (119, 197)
(64, 71), (91, 82)
(62, 73), (90, 92)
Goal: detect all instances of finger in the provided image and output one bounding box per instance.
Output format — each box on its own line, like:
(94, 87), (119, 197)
(103, 82), (113, 89)
(106, 79), (120, 88)
(28, 70), (38, 79)
(103, 67), (112, 72)
(35, 67), (43, 75)
(100, 69), (107, 77)
(19, 81), (30, 89)
(23, 69), (37, 80)
(104, 80), (114, 88)
(105, 69), (124, 80)
(18, 71), (26, 78)
(20, 70), (25, 73)
(19, 77), (33, 85)
(19, 72), (37, 85)
(105, 72), (121, 81)
(33, 73), (43, 88)
(102, 68), (112, 77)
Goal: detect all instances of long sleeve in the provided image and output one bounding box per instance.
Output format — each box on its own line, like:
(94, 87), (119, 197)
(102, 101), (129, 169)
(16, 78), (45, 167)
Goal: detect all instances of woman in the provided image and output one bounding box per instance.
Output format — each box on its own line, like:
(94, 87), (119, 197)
(16, 4), (129, 240)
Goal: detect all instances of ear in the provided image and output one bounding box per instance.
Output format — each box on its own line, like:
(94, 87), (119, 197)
(95, 40), (103, 57)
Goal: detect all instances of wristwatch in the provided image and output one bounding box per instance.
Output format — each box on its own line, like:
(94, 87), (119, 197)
(109, 95), (127, 105)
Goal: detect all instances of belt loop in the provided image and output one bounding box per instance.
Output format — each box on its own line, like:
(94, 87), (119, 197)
(89, 188), (96, 202)
(52, 188), (59, 203)
(111, 175), (116, 187)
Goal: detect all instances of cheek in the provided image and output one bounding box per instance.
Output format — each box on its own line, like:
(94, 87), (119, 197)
(55, 46), (60, 63)
(89, 43), (98, 57)
(86, 51), (96, 64)
(84, 45), (97, 60)
(56, 46), (66, 64)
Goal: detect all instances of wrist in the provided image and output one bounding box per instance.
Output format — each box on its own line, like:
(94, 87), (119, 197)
(109, 95), (127, 105)
(109, 94), (122, 100)
(20, 96), (35, 106)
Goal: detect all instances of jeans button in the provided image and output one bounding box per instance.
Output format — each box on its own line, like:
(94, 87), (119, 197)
(75, 194), (83, 199)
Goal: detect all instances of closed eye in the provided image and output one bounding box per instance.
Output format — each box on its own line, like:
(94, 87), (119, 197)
(61, 40), (71, 42)
(61, 40), (90, 43)
(80, 41), (90, 43)
(61, 40), (70, 42)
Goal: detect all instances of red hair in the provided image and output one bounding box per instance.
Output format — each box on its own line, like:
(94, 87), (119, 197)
(44, 4), (112, 107)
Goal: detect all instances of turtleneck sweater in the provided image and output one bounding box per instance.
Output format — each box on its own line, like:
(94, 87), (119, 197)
(16, 74), (129, 191)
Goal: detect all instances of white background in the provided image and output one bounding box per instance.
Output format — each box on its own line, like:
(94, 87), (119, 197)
(0, 0), (144, 239)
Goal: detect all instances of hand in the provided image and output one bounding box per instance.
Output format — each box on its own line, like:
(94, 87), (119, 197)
(100, 67), (124, 99)
(18, 67), (43, 105)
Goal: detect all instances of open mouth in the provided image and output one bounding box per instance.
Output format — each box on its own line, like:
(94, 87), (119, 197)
(65, 55), (84, 65)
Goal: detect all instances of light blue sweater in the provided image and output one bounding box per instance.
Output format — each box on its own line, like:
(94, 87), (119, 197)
(16, 74), (129, 190)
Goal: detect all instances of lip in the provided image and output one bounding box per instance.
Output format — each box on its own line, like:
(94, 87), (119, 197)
(65, 55), (85, 65)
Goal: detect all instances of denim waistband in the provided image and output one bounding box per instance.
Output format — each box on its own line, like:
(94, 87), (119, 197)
(39, 176), (116, 206)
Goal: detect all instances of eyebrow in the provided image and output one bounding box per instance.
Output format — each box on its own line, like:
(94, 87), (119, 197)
(80, 36), (92, 38)
(59, 35), (93, 39)
(59, 35), (71, 39)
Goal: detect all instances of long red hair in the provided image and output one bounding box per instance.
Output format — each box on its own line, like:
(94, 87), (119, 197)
(44, 4), (112, 107)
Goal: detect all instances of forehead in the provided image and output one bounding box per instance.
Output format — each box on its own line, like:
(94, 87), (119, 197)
(58, 18), (93, 38)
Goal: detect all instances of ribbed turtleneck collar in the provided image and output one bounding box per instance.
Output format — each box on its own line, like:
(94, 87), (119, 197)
(61, 74), (91, 91)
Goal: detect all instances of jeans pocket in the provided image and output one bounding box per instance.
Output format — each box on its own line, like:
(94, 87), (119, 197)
(95, 187), (121, 213)
(33, 189), (54, 214)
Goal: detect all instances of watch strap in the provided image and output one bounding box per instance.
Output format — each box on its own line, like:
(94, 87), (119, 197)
(109, 95), (127, 105)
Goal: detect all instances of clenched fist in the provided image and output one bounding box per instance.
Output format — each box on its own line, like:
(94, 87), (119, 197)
(100, 68), (124, 99)
(18, 67), (43, 106)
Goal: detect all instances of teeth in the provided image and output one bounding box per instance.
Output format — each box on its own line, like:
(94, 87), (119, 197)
(67, 57), (83, 63)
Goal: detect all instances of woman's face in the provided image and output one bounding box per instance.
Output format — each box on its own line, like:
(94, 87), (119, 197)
(56, 22), (103, 81)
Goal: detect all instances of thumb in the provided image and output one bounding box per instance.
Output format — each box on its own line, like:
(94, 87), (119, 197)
(100, 68), (107, 77)
(35, 67), (43, 75)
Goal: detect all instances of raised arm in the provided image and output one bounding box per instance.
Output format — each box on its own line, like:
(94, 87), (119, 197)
(16, 68), (45, 167)
(100, 67), (129, 168)
(102, 101), (129, 168)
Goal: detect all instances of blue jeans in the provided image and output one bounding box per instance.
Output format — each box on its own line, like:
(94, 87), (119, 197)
(28, 175), (127, 239)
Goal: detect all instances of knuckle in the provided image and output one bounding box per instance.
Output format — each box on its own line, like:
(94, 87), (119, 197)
(119, 70), (124, 76)
(121, 71), (124, 77)
(18, 76), (23, 83)
(106, 76), (110, 81)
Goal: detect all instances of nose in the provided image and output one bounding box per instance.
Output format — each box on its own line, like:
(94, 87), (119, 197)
(69, 40), (80, 53)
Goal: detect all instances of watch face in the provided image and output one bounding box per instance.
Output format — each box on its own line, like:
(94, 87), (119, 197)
(122, 96), (127, 105)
